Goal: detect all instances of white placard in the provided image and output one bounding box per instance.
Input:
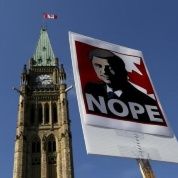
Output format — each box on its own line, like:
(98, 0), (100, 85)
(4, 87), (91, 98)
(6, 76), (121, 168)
(69, 32), (178, 163)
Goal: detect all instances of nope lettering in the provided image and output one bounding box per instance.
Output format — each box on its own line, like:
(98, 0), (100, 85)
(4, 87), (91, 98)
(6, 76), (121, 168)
(85, 94), (163, 123)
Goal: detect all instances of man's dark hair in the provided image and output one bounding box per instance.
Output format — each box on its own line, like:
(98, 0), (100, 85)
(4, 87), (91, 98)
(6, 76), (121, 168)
(89, 48), (128, 80)
(89, 48), (115, 60)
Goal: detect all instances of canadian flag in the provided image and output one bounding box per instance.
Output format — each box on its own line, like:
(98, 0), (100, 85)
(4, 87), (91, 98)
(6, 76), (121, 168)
(43, 13), (58, 19)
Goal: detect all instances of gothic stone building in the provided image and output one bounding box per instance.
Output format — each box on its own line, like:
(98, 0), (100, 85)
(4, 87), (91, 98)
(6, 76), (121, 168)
(13, 28), (74, 178)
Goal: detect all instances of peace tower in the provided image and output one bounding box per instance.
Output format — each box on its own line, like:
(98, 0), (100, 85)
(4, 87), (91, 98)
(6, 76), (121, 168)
(13, 28), (74, 178)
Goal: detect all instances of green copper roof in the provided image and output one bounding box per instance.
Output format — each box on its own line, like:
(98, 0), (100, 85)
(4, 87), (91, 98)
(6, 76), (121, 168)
(33, 28), (56, 66)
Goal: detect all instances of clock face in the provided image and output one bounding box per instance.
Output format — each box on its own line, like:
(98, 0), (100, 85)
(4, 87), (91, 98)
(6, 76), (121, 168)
(36, 74), (53, 86)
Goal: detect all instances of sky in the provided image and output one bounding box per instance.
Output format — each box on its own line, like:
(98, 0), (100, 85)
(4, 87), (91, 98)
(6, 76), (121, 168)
(0, 0), (178, 177)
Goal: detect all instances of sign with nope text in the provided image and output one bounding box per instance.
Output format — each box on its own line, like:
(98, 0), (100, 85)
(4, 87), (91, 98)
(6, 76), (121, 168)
(69, 32), (172, 137)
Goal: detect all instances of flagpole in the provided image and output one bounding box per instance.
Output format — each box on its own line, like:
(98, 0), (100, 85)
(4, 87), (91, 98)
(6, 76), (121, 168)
(42, 13), (47, 29)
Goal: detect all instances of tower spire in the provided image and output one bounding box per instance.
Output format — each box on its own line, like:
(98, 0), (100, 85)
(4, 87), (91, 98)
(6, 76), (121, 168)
(33, 28), (56, 66)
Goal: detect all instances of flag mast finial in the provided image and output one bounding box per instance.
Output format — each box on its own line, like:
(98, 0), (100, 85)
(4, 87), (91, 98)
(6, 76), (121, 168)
(42, 12), (58, 29)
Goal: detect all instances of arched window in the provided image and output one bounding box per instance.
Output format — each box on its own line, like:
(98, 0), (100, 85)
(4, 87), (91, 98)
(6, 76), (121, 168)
(48, 139), (56, 153)
(30, 103), (35, 125)
(31, 136), (41, 178)
(38, 103), (42, 124)
(45, 103), (49, 124)
(47, 135), (57, 178)
(52, 103), (58, 124)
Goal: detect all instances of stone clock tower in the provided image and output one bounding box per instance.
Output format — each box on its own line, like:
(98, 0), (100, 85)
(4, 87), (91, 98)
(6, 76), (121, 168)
(13, 28), (74, 178)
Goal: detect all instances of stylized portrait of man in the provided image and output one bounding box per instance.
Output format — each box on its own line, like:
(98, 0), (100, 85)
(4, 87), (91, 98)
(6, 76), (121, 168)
(84, 48), (165, 124)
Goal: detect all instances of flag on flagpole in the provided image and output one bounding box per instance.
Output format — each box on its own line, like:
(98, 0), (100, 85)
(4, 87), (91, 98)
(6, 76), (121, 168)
(43, 13), (58, 19)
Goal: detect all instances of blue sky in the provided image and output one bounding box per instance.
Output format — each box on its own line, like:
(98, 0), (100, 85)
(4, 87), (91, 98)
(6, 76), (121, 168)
(0, 0), (178, 177)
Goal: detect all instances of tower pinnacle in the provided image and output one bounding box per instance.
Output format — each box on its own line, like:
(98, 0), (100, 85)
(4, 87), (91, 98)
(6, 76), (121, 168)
(33, 28), (56, 66)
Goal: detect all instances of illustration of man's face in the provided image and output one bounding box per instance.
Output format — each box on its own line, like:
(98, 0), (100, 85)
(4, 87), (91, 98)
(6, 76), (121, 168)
(92, 56), (115, 84)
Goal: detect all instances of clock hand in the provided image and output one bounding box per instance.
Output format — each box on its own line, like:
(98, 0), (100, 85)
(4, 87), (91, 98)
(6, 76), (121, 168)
(43, 78), (51, 81)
